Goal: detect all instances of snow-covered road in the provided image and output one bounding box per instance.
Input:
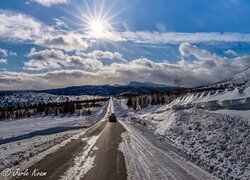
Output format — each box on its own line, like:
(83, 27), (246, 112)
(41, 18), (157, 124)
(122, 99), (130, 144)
(113, 99), (217, 180)
(119, 121), (217, 180)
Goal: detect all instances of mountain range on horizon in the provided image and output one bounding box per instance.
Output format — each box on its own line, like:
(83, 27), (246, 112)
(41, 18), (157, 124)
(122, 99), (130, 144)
(37, 67), (250, 95)
(39, 81), (178, 96)
(1, 67), (250, 96)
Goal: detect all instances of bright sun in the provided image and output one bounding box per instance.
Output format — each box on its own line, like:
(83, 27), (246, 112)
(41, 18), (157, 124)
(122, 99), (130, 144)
(89, 19), (107, 38)
(81, 2), (117, 40)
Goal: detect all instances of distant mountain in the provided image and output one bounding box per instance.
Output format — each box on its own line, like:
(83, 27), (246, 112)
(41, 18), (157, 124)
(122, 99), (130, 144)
(41, 83), (178, 96)
(208, 67), (250, 89)
(127, 81), (170, 88)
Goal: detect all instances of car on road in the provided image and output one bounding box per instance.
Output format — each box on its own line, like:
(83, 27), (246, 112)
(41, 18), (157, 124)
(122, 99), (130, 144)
(109, 113), (117, 122)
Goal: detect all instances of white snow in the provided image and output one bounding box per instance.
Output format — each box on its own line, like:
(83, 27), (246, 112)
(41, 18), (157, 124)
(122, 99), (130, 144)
(60, 135), (100, 180)
(214, 109), (250, 119)
(167, 87), (250, 112)
(112, 98), (134, 117)
(0, 100), (109, 140)
(0, 129), (84, 172)
(0, 100), (110, 174)
(244, 86), (250, 97)
(114, 78), (250, 180)
(120, 98), (250, 180)
(0, 116), (87, 140)
(119, 120), (216, 180)
(85, 100), (110, 121)
(208, 67), (250, 89)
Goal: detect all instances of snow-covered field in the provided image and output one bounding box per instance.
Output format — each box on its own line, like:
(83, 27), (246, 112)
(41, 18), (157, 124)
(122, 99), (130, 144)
(0, 100), (109, 172)
(0, 115), (88, 140)
(0, 129), (83, 171)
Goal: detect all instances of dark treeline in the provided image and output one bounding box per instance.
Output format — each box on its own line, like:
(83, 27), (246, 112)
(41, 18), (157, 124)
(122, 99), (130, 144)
(0, 97), (109, 120)
(124, 79), (246, 111)
(126, 93), (174, 110)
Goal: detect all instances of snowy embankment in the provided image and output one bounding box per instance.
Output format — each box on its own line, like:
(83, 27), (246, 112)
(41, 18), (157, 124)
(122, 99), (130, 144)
(0, 130), (82, 172)
(119, 120), (216, 180)
(120, 87), (250, 180)
(0, 100), (109, 172)
(170, 87), (250, 111)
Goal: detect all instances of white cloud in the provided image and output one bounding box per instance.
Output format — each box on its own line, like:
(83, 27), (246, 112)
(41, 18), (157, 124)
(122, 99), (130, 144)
(2, 9), (250, 55)
(89, 51), (123, 60)
(103, 31), (250, 44)
(76, 50), (127, 62)
(24, 48), (103, 70)
(0, 10), (90, 52)
(35, 33), (91, 52)
(179, 42), (217, 60)
(0, 48), (17, 57)
(53, 18), (68, 28)
(31, 0), (70, 7)
(0, 10), (46, 41)
(225, 50), (237, 56)
(1, 43), (248, 90)
(0, 58), (7, 64)
(0, 48), (8, 57)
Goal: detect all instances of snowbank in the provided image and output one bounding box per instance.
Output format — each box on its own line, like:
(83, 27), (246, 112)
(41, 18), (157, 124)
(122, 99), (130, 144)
(0, 130), (83, 171)
(129, 106), (250, 180)
(169, 87), (250, 111)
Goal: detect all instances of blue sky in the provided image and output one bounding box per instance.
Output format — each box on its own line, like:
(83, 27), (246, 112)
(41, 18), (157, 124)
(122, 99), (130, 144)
(0, 0), (250, 90)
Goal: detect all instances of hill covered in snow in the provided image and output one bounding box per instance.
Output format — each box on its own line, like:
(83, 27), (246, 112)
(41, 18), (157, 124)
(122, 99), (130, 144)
(209, 67), (250, 89)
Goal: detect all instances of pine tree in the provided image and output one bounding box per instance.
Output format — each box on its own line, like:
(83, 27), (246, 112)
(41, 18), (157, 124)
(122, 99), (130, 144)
(161, 96), (165, 104)
(151, 94), (156, 105)
(126, 97), (133, 108)
(133, 99), (137, 110)
(87, 109), (92, 115)
(138, 97), (142, 109)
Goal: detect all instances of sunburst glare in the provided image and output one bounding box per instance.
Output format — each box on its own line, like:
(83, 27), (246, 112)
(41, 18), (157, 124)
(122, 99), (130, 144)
(87, 18), (109, 38)
(80, 0), (117, 39)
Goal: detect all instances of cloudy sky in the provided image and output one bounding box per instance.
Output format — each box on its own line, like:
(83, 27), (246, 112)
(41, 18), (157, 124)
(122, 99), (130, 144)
(0, 0), (250, 90)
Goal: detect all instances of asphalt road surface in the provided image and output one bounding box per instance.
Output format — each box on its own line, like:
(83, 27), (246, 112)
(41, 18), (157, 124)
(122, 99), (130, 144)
(14, 119), (127, 180)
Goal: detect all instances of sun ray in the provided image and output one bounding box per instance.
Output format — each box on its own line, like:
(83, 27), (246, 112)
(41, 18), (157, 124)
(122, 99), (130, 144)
(52, 0), (129, 50)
